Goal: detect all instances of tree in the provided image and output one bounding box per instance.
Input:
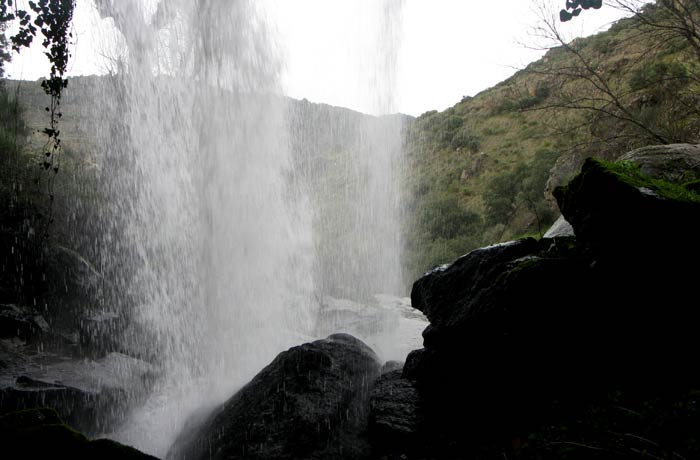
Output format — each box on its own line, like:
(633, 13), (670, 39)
(562, 1), (700, 65)
(524, 0), (700, 153)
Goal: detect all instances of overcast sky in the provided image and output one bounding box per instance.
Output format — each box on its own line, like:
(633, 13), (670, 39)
(6, 0), (632, 116)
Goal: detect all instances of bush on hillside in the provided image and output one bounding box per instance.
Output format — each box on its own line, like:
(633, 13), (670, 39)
(450, 127), (481, 152)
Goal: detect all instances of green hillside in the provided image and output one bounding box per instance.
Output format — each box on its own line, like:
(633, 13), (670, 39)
(402, 1), (700, 282)
(3, 2), (700, 294)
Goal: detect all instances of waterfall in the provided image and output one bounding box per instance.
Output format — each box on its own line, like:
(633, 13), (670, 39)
(287, 0), (406, 300)
(85, 0), (404, 455)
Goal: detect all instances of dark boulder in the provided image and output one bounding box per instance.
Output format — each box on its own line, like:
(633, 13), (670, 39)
(410, 238), (540, 330)
(553, 157), (700, 252)
(395, 155), (700, 457)
(169, 333), (381, 460)
(368, 369), (424, 458)
(0, 304), (49, 342)
(405, 237), (601, 446)
(0, 351), (155, 435)
(0, 407), (157, 460)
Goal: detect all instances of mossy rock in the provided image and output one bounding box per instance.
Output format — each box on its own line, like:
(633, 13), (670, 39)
(617, 143), (700, 185)
(554, 157), (700, 251)
(0, 408), (157, 460)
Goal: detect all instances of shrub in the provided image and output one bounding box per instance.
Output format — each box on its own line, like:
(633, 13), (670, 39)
(450, 127), (481, 152)
(629, 60), (689, 93)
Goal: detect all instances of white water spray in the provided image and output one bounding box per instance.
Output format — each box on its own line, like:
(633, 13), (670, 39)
(86, 0), (406, 455)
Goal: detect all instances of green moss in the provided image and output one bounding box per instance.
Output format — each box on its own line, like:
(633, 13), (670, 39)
(591, 158), (700, 203)
(683, 178), (700, 194)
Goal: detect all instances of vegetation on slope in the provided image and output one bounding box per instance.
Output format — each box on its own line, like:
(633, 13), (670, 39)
(402, 0), (700, 283)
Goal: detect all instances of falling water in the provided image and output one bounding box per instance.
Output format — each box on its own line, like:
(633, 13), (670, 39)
(287, 0), (406, 300)
(82, 0), (406, 456)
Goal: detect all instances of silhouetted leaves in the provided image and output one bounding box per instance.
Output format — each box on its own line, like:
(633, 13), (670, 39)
(561, 0), (603, 22)
(1, 0), (76, 239)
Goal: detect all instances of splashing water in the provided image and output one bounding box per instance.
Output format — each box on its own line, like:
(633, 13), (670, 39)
(87, 0), (405, 455)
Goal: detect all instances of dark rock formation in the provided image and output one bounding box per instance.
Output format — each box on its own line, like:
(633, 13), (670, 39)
(405, 236), (601, 455)
(388, 156), (700, 458)
(368, 369), (424, 458)
(0, 407), (157, 460)
(554, 157), (700, 251)
(170, 333), (381, 460)
(0, 351), (154, 435)
(546, 142), (700, 221)
(0, 304), (49, 342)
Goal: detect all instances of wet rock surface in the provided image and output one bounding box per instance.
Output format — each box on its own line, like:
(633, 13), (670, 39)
(170, 333), (382, 460)
(0, 347), (154, 435)
(0, 407), (157, 460)
(368, 369), (424, 458)
(0, 304), (49, 342)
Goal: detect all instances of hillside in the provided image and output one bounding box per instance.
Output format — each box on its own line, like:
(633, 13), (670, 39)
(402, 2), (700, 282)
(4, 2), (700, 292)
(1, 76), (412, 308)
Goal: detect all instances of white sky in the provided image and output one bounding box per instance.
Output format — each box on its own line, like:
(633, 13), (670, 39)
(5, 0), (632, 116)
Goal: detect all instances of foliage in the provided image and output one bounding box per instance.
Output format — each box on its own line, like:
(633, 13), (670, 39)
(450, 127), (481, 152)
(530, 0), (700, 146)
(421, 193), (482, 240)
(403, 4), (700, 282)
(484, 149), (559, 233)
(1, 0), (75, 237)
(628, 59), (689, 92)
(560, 0), (603, 22)
(0, 1), (74, 92)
